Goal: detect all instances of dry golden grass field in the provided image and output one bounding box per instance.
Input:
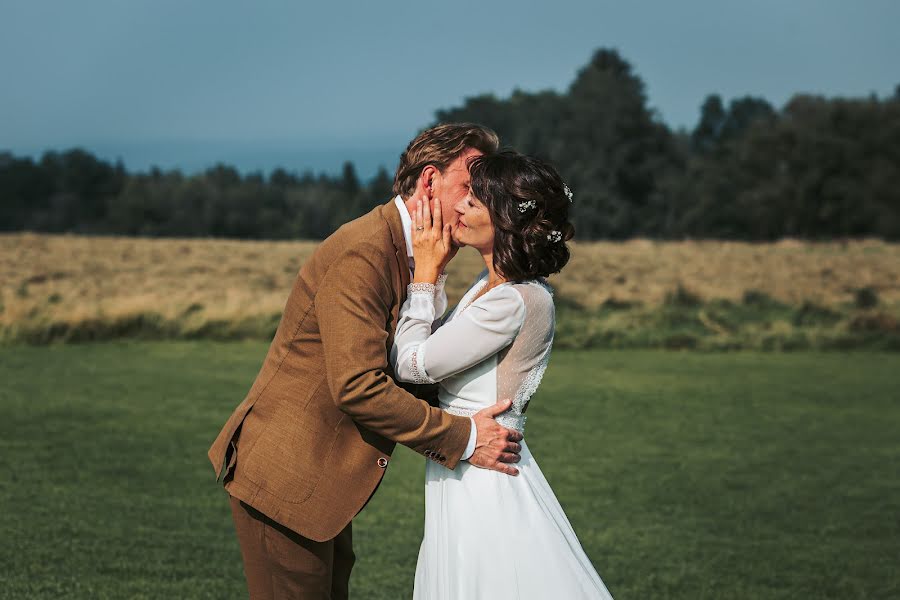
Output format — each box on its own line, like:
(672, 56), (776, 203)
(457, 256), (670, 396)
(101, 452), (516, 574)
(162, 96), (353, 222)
(2, 232), (899, 349)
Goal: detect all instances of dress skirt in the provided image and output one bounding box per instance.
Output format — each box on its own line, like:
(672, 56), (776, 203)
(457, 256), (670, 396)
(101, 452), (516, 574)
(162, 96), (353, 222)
(412, 439), (614, 599)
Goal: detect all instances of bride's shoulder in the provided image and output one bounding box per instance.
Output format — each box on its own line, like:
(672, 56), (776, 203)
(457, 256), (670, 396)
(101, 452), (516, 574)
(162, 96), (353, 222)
(511, 278), (555, 305)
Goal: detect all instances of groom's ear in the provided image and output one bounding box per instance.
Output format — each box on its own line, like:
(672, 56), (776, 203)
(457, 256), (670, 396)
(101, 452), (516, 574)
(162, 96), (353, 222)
(421, 166), (442, 199)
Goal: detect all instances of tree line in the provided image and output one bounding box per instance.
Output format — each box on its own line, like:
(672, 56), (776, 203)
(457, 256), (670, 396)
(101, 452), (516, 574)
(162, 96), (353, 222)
(2, 48), (899, 240)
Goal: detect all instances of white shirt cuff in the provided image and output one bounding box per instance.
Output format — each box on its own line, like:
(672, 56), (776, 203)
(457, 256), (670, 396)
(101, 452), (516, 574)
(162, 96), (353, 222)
(461, 417), (477, 461)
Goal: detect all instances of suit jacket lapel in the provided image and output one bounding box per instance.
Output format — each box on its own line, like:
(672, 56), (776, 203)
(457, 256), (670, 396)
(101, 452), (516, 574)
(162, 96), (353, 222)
(383, 199), (411, 299)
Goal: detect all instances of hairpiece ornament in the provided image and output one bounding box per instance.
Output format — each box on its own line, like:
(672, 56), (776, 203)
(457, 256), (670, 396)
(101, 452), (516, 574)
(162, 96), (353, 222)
(517, 199), (536, 213)
(547, 230), (562, 243)
(563, 183), (574, 202)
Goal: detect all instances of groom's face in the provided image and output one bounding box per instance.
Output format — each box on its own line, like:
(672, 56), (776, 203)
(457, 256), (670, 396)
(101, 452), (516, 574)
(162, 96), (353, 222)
(434, 148), (481, 235)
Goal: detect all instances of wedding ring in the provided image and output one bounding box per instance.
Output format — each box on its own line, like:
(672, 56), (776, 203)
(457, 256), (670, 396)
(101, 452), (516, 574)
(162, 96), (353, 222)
(416, 226), (424, 231)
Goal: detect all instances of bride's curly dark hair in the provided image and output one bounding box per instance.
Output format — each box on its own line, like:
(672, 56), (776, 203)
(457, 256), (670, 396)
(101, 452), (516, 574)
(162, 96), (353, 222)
(468, 150), (575, 281)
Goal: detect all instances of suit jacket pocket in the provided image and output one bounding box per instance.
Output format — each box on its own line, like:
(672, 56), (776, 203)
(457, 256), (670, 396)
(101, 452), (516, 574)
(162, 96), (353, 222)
(241, 380), (340, 504)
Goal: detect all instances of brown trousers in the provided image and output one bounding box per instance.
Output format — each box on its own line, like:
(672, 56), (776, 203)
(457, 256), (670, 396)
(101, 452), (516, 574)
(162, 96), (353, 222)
(229, 495), (355, 599)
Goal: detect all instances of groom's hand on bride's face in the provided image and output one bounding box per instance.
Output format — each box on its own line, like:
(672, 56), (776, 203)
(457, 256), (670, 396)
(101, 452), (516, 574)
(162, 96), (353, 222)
(469, 399), (524, 476)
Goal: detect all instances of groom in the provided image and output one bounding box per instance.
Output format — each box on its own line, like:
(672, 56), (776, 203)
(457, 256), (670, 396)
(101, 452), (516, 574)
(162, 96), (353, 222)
(208, 123), (524, 599)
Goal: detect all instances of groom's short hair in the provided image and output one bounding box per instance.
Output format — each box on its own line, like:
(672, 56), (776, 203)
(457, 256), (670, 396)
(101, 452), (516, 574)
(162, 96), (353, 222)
(393, 123), (499, 198)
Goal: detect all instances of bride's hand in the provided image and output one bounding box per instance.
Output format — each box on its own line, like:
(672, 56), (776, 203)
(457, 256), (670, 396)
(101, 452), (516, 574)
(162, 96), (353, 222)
(411, 196), (456, 283)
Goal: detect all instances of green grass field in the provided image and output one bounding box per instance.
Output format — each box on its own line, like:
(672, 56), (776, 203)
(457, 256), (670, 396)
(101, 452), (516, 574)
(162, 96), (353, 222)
(1, 343), (898, 599)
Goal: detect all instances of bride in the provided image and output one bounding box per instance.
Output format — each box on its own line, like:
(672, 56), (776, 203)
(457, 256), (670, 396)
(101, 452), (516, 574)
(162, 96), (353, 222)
(391, 150), (615, 599)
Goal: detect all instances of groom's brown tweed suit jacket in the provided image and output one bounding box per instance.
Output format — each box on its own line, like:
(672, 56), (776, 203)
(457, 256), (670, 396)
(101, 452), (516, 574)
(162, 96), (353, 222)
(208, 199), (471, 542)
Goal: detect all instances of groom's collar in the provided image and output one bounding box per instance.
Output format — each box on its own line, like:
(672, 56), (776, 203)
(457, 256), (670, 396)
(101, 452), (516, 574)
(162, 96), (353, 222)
(393, 195), (414, 259)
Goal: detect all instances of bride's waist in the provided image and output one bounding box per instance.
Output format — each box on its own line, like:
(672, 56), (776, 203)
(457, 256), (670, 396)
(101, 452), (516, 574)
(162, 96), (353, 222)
(440, 400), (527, 433)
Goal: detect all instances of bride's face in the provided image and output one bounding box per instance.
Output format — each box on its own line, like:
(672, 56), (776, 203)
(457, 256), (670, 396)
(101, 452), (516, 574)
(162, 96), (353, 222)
(452, 191), (494, 251)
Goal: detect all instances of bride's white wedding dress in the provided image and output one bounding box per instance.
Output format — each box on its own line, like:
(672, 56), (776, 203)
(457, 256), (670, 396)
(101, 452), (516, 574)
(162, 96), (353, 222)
(392, 270), (614, 599)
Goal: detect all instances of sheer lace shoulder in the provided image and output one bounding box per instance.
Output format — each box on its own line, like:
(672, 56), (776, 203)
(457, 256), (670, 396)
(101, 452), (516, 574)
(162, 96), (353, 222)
(495, 279), (556, 431)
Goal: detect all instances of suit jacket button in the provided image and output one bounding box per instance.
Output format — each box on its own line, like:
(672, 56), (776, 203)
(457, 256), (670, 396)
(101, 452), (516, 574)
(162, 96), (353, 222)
(377, 457), (388, 468)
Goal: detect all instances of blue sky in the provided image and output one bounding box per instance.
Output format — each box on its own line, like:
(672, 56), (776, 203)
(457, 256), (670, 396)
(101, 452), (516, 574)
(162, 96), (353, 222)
(2, 0), (898, 177)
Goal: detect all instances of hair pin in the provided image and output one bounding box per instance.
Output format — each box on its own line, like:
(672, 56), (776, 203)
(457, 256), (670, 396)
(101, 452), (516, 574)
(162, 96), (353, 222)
(518, 199), (537, 213)
(563, 184), (574, 202)
(547, 230), (562, 243)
